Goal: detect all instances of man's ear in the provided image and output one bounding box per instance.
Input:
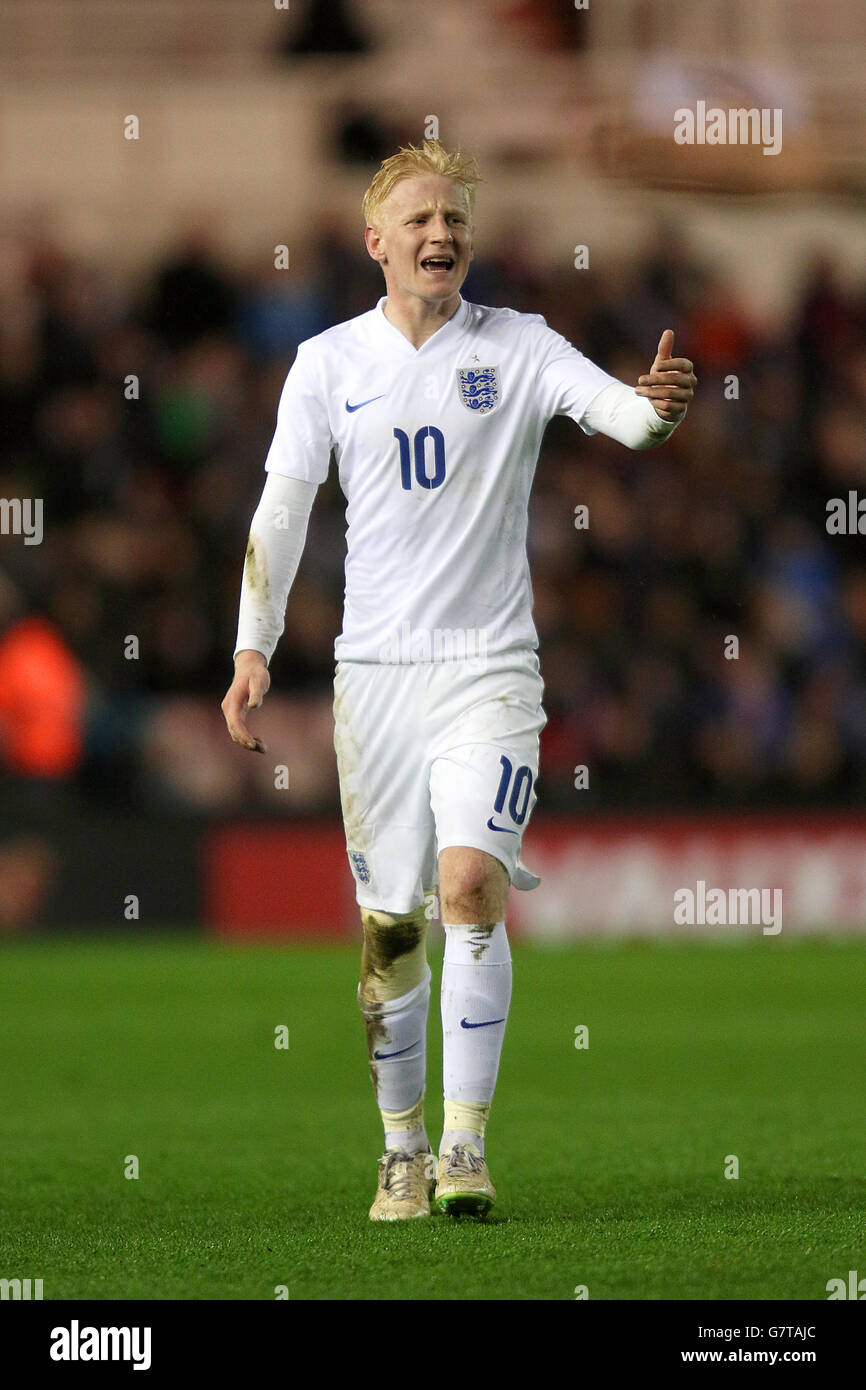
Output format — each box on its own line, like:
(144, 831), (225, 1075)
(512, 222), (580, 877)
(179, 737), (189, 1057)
(364, 225), (387, 264)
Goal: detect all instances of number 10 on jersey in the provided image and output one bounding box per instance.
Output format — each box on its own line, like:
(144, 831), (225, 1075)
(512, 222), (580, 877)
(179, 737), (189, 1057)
(394, 426), (446, 490)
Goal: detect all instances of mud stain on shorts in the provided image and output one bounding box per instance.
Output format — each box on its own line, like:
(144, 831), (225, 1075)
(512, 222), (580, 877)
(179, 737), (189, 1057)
(333, 672), (370, 847)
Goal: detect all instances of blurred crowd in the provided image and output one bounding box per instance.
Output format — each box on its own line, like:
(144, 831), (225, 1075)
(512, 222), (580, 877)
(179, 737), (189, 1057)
(1, 220), (865, 818)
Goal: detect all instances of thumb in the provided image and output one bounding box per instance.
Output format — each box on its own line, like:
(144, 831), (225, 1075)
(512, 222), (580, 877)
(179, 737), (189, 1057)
(248, 675), (266, 709)
(654, 328), (675, 365)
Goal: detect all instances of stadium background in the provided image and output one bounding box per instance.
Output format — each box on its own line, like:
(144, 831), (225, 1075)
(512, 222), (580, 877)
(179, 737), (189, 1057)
(2, 0), (865, 935)
(1, 0), (865, 1303)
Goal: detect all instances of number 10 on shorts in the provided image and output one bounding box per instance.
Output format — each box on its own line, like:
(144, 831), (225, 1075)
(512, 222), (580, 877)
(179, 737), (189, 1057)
(493, 755), (533, 826)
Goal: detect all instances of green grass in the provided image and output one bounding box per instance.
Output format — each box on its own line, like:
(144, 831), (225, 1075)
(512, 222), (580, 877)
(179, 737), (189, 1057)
(1, 935), (864, 1300)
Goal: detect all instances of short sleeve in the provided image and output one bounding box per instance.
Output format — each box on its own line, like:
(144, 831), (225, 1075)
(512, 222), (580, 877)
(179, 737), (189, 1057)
(263, 341), (333, 484)
(533, 318), (619, 435)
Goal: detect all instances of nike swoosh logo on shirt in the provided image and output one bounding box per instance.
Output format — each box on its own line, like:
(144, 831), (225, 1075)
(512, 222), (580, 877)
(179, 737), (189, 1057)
(460, 1017), (506, 1030)
(373, 1039), (420, 1060)
(345, 394), (386, 412)
(486, 817), (518, 835)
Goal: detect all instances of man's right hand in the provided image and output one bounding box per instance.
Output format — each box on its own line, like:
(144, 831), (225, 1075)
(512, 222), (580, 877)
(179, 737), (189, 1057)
(221, 650), (271, 753)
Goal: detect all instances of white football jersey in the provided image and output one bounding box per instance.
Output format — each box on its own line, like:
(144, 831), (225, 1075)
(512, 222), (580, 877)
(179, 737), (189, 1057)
(263, 295), (618, 662)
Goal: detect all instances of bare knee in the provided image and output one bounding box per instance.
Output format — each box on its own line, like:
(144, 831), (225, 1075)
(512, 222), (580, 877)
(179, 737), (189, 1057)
(439, 847), (508, 924)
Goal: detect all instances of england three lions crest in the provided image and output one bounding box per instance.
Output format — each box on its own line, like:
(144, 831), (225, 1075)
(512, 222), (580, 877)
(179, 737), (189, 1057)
(456, 365), (500, 415)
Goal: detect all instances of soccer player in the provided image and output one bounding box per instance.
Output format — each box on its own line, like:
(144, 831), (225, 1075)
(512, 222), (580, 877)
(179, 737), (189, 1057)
(222, 140), (695, 1220)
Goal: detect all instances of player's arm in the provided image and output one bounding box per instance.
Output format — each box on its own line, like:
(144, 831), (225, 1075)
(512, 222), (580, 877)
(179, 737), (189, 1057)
(223, 337), (332, 752)
(581, 330), (696, 449)
(221, 472), (318, 753)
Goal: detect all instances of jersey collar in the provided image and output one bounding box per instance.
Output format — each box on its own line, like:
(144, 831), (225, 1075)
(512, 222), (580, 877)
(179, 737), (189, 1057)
(371, 295), (471, 355)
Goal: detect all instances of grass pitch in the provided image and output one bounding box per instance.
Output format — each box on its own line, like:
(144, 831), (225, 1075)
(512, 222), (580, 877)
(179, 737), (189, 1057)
(1, 935), (863, 1300)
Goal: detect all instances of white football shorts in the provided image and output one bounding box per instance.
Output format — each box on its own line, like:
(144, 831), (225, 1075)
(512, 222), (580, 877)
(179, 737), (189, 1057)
(333, 651), (546, 913)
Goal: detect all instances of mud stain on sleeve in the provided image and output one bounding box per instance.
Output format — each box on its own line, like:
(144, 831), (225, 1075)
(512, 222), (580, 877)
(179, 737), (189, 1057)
(243, 533), (270, 603)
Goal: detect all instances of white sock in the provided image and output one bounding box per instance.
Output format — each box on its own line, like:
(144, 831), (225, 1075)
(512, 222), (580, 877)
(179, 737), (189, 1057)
(440, 921), (511, 1158)
(359, 969), (431, 1153)
(382, 1096), (429, 1155)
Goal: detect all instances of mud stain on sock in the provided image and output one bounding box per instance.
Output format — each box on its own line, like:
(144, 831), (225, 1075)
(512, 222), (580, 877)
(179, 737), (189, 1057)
(360, 912), (425, 989)
(469, 922), (495, 961)
(359, 912), (426, 1091)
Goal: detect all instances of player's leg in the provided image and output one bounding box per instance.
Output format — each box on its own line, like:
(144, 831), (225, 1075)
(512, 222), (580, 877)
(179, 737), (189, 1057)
(359, 902), (432, 1158)
(438, 845), (510, 1160)
(434, 845), (509, 1214)
(333, 661), (438, 1219)
(428, 653), (546, 1216)
(359, 900), (435, 1220)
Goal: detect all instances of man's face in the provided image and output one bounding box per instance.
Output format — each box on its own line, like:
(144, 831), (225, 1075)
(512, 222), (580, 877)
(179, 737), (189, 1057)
(365, 174), (474, 303)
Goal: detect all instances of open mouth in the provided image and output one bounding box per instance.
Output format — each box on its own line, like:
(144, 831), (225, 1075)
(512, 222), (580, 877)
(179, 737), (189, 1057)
(420, 256), (455, 275)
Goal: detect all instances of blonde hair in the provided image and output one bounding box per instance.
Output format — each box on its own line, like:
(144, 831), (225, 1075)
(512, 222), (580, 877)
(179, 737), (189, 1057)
(362, 139), (482, 227)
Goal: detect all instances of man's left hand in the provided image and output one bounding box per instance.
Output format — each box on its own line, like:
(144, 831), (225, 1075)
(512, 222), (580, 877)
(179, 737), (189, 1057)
(635, 329), (696, 423)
